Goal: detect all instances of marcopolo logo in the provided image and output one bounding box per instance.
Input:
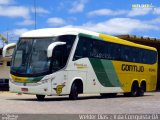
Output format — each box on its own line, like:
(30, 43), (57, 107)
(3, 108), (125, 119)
(121, 64), (144, 72)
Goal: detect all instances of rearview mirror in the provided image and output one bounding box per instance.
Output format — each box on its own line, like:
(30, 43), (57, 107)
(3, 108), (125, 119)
(47, 42), (66, 58)
(3, 43), (16, 58)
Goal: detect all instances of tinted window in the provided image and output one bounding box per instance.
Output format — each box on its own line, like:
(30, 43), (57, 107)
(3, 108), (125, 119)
(58, 35), (76, 57)
(51, 35), (76, 72)
(73, 36), (157, 64)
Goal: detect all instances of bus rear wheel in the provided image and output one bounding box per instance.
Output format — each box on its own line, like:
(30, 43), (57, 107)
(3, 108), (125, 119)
(36, 95), (45, 101)
(138, 83), (146, 96)
(124, 82), (138, 97)
(69, 82), (78, 100)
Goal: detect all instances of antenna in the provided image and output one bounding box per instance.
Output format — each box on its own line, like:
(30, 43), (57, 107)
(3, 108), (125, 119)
(34, 0), (37, 29)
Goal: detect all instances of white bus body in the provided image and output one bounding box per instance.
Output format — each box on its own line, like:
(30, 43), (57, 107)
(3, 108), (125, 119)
(9, 28), (157, 100)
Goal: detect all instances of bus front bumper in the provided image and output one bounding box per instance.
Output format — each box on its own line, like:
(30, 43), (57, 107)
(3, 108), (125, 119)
(9, 80), (55, 95)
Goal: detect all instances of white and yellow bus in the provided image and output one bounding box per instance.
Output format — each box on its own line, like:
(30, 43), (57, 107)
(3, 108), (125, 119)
(9, 28), (157, 100)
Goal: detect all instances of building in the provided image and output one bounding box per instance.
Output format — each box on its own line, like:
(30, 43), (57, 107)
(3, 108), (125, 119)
(0, 43), (16, 90)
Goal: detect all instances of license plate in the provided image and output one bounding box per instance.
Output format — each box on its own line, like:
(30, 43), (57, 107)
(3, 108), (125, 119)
(21, 88), (28, 92)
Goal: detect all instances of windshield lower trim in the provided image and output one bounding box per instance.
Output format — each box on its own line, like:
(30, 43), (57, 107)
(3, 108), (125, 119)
(10, 70), (50, 77)
(10, 74), (44, 83)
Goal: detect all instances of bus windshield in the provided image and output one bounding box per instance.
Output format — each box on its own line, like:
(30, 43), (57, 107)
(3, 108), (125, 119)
(11, 35), (76, 77)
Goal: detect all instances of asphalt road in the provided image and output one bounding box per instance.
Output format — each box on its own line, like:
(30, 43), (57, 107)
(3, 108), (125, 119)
(0, 92), (160, 114)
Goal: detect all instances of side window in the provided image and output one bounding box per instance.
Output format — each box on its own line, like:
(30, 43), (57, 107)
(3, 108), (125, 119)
(146, 50), (157, 64)
(141, 49), (147, 63)
(107, 43), (113, 59)
(82, 38), (91, 58)
(92, 40), (102, 58)
(133, 47), (140, 63)
(51, 45), (67, 71)
(58, 35), (76, 58)
(73, 35), (157, 64)
(73, 37), (84, 60)
(111, 43), (121, 60)
(73, 36), (94, 60)
(132, 47), (138, 62)
(121, 46), (129, 61)
(136, 49), (157, 64)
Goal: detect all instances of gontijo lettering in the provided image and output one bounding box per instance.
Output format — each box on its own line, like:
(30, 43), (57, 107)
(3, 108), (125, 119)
(121, 64), (144, 72)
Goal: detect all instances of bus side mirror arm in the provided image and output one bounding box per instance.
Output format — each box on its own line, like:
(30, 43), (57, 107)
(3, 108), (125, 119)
(47, 42), (66, 58)
(2, 43), (16, 58)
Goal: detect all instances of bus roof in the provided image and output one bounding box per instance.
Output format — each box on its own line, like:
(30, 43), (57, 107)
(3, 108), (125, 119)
(99, 34), (157, 51)
(21, 28), (156, 51)
(21, 28), (99, 38)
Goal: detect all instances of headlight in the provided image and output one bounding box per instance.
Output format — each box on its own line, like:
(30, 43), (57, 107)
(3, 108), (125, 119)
(37, 78), (49, 84)
(37, 77), (55, 84)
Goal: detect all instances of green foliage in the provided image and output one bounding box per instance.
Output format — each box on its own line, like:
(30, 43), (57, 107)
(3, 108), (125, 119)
(0, 34), (8, 44)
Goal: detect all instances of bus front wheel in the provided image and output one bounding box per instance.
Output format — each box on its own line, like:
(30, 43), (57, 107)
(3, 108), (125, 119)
(69, 82), (78, 100)
(36, 95), (45, 101)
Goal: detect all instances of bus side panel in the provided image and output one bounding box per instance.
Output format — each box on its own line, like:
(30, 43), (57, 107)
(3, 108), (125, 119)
(146, 69), (157, 91)
(66, 58), (100, 94)
(112, 61), (157, 92)
(50, 71), (69, 95)
(89, 58), (123, 93)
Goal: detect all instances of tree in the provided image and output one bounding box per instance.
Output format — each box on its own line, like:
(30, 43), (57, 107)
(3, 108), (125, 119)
(0, 34), (9, 45)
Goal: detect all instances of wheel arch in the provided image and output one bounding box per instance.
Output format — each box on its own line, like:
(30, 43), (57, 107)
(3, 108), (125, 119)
(69, 77), (84, 94)
(130, 80), (139, 91)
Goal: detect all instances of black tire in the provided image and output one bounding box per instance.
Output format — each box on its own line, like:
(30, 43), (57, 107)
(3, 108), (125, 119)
(124, 82), (138, 97)
(69, 82), (78, 100)
(100, 93), (117, 98)
(138, 84), (146, 96)
(36, 95), (45, 101)
(130, 82), (139, 97)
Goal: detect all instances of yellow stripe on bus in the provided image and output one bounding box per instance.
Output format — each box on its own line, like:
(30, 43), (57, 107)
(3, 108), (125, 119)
(11, 74), (28, 82)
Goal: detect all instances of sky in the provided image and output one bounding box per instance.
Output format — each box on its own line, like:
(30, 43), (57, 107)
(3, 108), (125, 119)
(0, 0), (160, 47)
